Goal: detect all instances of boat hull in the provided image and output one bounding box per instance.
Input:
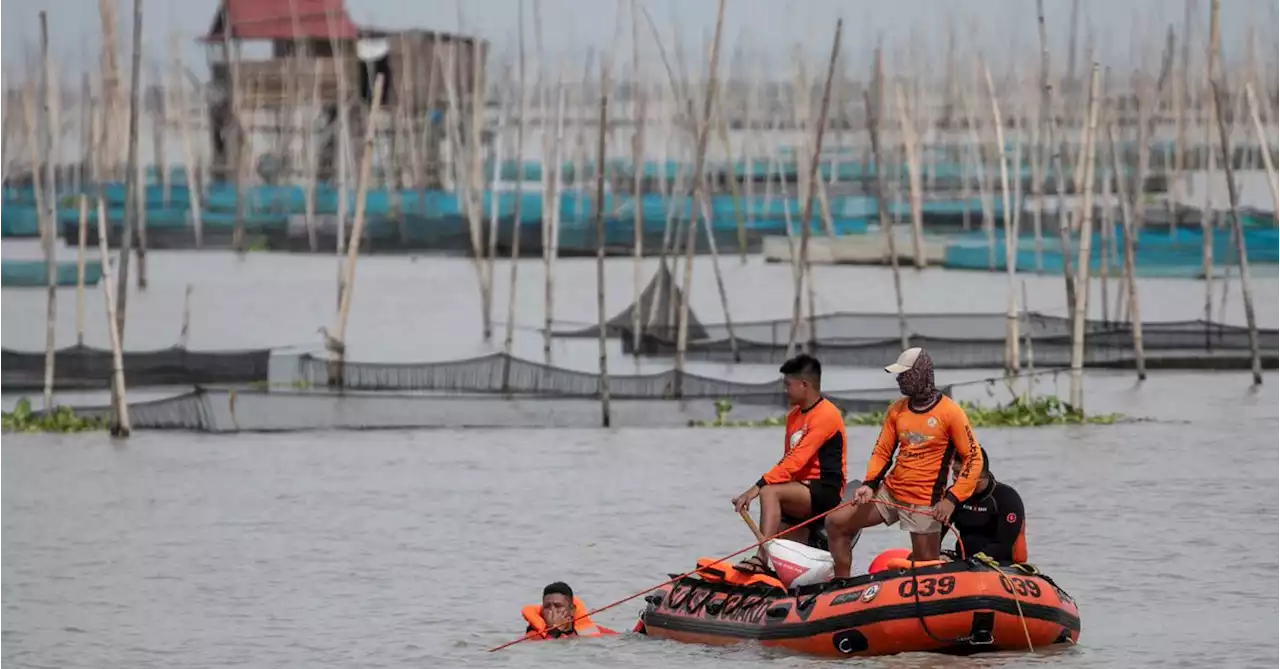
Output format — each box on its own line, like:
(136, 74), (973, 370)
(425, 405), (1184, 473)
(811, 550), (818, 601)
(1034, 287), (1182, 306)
(639, 560), (1080, 658)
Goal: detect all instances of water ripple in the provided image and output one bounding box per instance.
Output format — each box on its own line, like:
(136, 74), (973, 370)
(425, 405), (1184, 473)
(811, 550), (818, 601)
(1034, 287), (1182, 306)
(3, 398), (1278, 667)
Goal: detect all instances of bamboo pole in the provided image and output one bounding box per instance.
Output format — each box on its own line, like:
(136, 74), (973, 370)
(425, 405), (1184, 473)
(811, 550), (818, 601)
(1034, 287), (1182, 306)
(501, 0), (529, 392)
(98, 0), (121, 176)
(150, 65), (168, 208)
(895, 84), (926, 270)
(675, 0), (731, 393)
(1172, 1), (1191, 234)
(179, 284), (193, 348)
(866, 46), (909, 351)
(593, 59), (613, 428)
(223, 22), (247, 254)
(543, 63), (567, 361)
(486, 74), (510, 333)
(630, 0), (647, 354)
(468, 37), (492, 341)
(174, 41), (205, 248)
(302, 59), (322, 251)
(1207, 0), (1263, 385)
(1033, 0), (1052, 275)
(329, 16), (351, 303)
(1105, 111), (1146, 378)
(983, 58), (1019, 374)
(1100, 146), (1114, 325)
(689, 55), (740, 363)
(327, 75), (385, 385)
(1244, 84), (1279, 213)
(114, 0), (143, 339)
(97, 197), (131, 436)
(77, 196), (88, 347)
(39, 12), (57, 411)
(785, 19), (843, 352)
(1068, 64), (1100, 412)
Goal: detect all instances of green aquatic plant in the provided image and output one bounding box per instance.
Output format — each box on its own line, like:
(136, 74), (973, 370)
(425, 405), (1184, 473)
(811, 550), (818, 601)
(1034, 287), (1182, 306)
(1, 397), (107, 433)
(693, 396), (1124, 428)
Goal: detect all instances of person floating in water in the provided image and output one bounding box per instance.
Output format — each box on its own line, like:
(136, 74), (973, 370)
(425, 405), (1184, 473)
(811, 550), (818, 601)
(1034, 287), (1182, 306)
(825, 347), (985, 579)
(731, 354), (847, 574)
(944, 447), (1028, 564)
(522, 582), (617, 639)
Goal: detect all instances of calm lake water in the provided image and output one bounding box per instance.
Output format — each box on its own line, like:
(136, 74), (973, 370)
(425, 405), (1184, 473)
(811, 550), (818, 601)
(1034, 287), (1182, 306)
(3, 246), (1278, 666)
(3, 375), (1278, 668)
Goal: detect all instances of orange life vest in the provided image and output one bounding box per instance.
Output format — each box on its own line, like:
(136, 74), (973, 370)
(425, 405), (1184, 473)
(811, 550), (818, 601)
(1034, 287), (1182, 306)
(522, 597), (617, 640)
(694, 557), (786, 590)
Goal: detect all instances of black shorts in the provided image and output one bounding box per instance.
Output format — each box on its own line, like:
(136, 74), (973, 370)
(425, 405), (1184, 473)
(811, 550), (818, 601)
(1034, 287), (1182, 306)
(782, 480), (843, 525)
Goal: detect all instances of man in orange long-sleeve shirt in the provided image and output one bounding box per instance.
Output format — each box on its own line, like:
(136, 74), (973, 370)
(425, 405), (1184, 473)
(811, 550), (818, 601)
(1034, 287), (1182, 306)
(731, 354), (846, 574)
(825, 347), (984, 579)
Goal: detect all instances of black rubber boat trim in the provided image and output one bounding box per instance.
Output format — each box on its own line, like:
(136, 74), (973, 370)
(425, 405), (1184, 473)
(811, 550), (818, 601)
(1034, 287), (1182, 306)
(643, 594), (1081, 641)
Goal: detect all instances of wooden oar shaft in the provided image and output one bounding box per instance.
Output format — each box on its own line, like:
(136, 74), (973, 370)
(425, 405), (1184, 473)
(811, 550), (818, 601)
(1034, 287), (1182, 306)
(739, 509), (766, 543)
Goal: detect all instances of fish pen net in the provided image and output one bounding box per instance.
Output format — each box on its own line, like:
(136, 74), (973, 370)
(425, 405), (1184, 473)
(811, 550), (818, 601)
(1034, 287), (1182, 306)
(288, 351), (928, 404)
(62, 384), (922, 432)
(557, 286), (1277, 368)
(1, 345), (272, 390)
(617, 330), (1279, 369)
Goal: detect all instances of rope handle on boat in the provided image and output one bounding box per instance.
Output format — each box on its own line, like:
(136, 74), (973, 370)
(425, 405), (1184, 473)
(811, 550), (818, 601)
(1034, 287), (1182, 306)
(487, 496), (962, 653)
(971, 553), (1035, 653)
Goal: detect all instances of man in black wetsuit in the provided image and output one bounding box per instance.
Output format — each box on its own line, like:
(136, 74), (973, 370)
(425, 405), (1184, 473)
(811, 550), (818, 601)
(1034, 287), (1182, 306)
(944, 447), (1028, 564)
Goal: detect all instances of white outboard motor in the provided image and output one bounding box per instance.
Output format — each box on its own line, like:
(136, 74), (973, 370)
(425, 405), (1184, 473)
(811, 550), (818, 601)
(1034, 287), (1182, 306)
(767, 479), (864, 588)
(766, 538), (835, 588)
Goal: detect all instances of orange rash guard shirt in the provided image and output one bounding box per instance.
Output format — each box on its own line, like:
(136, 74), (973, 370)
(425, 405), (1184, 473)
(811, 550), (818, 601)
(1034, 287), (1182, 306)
(863, 395), (984, 506)
(755, 397), (847, 491)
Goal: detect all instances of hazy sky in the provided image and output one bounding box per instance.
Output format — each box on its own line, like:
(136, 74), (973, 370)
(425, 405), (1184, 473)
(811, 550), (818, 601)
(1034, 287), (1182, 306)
(2, 0), (1275, 81)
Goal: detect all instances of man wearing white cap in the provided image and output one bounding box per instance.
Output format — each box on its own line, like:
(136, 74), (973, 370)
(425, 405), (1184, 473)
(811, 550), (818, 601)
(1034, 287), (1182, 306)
(824, 347), (985, 579)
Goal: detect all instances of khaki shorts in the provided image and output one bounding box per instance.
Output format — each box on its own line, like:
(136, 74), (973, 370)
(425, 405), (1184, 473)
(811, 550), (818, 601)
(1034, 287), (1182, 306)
(874, 485), (942, 534)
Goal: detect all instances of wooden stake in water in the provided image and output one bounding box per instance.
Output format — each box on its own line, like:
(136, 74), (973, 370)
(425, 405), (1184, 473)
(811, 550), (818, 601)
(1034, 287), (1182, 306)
(77, 195), (88, 347)
(1068, 64), (1100, 412)
(983, 58), (1019, 374)
(174, 40), (205, 248)
(895, 84), (926, 270)
(328, 75), (385, 386)
(114, 0), (143, 339)
(40, 11), (57, 411)
(1034, 0), (1051, 274)
(785, 18), (843, 352)
(866, 46), (909, 351)
(97, 197), (131, 436)
(169, 281), (190, 350)
(675, 0), (731, 393)
(1244, 83), (1279, 214)
(501, 0), (529, 392)
(630, 0), (647, 354)
(593, 64), (613, 428)
(1207, 0), (1263, 385)
(1105, 113), (1146, 379)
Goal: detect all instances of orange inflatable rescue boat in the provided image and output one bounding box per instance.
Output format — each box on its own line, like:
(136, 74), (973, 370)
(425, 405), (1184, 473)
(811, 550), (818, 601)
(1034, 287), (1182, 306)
(636, 552), (1080, 658)
(523, 597), (619, 641)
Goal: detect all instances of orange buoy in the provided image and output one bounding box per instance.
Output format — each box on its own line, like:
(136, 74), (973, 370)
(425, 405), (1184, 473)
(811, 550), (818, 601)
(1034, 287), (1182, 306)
(867, 548), (912, 574)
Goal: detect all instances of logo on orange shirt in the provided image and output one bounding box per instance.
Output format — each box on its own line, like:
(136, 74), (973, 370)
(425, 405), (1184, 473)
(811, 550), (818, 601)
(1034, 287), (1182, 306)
(789, 424), (807, 449)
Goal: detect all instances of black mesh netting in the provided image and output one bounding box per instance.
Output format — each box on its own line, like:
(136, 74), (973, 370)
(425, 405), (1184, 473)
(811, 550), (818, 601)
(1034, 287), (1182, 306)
(616, 330), (1279, 368)
(551, 266), (1277, 369)
(1, 345), (272, 390)
(289, 351), (937, 403)
(552, 261), (709, 339)
(60, 384), (924, 432)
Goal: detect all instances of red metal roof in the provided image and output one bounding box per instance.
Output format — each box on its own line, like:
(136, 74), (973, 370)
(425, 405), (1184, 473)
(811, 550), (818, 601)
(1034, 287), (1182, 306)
(204, 0), (359, 42)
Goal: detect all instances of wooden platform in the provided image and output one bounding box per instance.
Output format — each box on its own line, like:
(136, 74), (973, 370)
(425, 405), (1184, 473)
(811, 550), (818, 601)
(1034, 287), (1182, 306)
(761, 232), (947, 266)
